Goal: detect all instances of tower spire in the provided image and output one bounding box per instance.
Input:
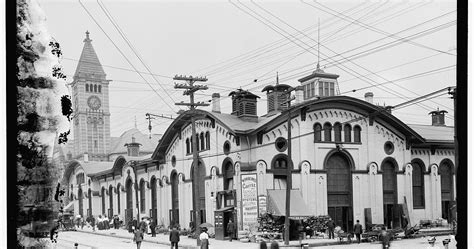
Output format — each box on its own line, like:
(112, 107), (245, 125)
(276, 71), (279, 85)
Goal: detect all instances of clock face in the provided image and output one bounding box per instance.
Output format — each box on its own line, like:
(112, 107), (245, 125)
(87, 95), (101, 110)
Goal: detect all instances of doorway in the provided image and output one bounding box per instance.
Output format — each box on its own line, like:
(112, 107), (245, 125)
(382, 159), (399, 229)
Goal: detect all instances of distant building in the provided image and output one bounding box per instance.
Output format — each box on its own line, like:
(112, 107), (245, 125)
(62, 37), (455, 238)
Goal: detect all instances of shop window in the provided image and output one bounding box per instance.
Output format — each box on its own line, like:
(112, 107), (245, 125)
(354, 125), (361, 143)
(324, 122), (332, 142)
(412, 161), (425, 209)
(344, 124), (351, 142)
(334, 123), (342, 142)
(314, 123), (322, 142)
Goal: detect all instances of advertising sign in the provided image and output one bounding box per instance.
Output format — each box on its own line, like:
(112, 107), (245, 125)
(241, 174), (258, 229)
(258, 195), (267, 216)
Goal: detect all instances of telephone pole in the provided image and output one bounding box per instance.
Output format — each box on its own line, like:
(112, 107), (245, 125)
(174, 75), (209, 245)
(146, 113), (175, 139)
(283, 89), (295, 245)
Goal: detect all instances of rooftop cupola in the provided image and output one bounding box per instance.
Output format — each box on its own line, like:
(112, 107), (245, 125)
(429, 108), (448, 126)
(124, 136), (142, 156)
(228, 88), (260, 122)
(297, 64), (339, 101)
(261, 73), (292, 115)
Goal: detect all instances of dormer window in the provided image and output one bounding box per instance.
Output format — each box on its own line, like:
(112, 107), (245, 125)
(303, 81), (316, 100)
(319, 81), (335, 97)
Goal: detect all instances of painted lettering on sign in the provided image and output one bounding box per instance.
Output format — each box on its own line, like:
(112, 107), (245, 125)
(241, 174), (258, 230)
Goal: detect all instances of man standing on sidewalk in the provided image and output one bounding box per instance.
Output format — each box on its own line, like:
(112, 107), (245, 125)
(353, 220), (363, 244)
(326, 218), (335, 239)
(227, 219), (235, 242)
(169, 226), (180, 249)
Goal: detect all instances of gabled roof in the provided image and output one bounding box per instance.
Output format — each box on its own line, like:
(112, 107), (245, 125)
(63, 160), (114, 182)
(74, 31), (106, 80)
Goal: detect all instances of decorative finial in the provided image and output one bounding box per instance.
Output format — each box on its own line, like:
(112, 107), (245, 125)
(84, 30), (91, 42)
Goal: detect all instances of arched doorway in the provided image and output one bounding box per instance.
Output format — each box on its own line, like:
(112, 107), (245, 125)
(125, 178), (133, 223)
(170, 171), (179, 226)
(382, 159), (399, 229)
(117, 183), (121, 214)
(439, 160), (455, 223)
(151, 177), (157, 224)
(78, 188), (84, 217)
(326, 151), (353, 232)
(109, 185), (114, 217)
(101, 187), (106, 215)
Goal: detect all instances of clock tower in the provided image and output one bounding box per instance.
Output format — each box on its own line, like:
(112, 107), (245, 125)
(71, 31), (111, 161)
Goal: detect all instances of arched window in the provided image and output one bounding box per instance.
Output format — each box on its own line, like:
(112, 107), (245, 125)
(86, 84), (89, 92)
(200, 132), (205, 151)
(109, 185), (114, 216)
(116, 184), (121, 214)
(412, 161), (425, 209)
(101, 187), (106, 215)
(94, 84), (98, 92)
(223, 161), (234, 190)
(344, 124), (351, 142)
(186, 138), (190, 154)
(272, 155), (288, 190)
(323, 123), (332, 142)
(205, 132), (210, 150)
(354, 125), (361, 143)
(334, 123), (342, 142)
(140, 179), (146, 213)
(98, 85), (101, 93)
(314, 123), (322, 142)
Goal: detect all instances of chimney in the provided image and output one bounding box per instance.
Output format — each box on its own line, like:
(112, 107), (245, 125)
(364, 92), (374, 104)
(83, 153), (89, 162)
(212, 93), (221, 113)
(125, 136), (142, 156)
(429, 109), (447, 126)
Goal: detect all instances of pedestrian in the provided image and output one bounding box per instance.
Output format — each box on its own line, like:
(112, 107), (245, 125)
(90, 216), (96, 231)
(270, 241), (279, 249)
(426, 237), (440, 249)
(259, 241), (267, 249)
(169, 226), (180, 249)
(326, 218), (335, 239)
(133, 228), (144, 249)
(150, 219), (157, 237)
(113, 215), (119, 229)
(199, 227), (209, 249)
(139, 217), (147, 233)
(380, 227), (391, 248)
(80, 217), (85, 229)
(353, 220), (363, 244)
(132, 218), (138, 231)
(226, 219), (235, 242)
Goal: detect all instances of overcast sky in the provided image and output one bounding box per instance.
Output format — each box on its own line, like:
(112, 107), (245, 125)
(37, 0), (456, 137)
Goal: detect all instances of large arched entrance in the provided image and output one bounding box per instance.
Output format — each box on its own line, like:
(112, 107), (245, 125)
(151, 177), (157, 224)
(88, 188), (92, 217)
(439, 160), (455, 223)
(382, 159), (399, 229)
(326, 151), (353, 232)
(170, 171), (179, 226)
(78, 188), (84, 217)
(125, 178), (133, 223)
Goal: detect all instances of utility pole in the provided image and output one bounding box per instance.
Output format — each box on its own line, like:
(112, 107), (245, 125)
(146, 113), (175, 139)
(283, 89), (295, 245)
(174, 75), (209, 246)
(448, 87), (457, 234)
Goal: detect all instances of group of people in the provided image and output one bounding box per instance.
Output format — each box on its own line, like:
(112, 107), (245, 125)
(133, 225), (210, 249)
(128, 217), (157, 237)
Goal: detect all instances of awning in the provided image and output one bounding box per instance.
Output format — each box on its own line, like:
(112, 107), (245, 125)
(267, 190), (312, 219)
(64, 201), (74, 211)
(215, 206), (234, 212)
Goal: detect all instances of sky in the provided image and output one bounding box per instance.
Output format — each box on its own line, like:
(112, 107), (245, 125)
(36, 0), (457, 138)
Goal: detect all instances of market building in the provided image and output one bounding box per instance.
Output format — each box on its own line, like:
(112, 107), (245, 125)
(61, 33), (456, 239)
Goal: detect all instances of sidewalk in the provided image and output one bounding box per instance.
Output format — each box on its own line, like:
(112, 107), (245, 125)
(71, 226), (344, 249)
(71, 226), (453, 249)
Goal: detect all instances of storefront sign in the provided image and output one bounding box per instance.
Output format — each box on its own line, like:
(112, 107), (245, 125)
(241, 174), (258, 230)
(258, 195), (267, 216)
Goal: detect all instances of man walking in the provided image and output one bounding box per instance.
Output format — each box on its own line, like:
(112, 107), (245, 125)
(326, 218), (335, 239)
(353, 220), (363, 244)
(139, 218), (147, 233)
(169, 226), (180, 249)
(133, 228), (144, 249)
(227, 219), (235, 242)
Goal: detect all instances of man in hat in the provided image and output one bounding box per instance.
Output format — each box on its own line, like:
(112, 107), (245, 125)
(227, 219), (235, 242)
(353, 220), (363, 244)
(326, 218), (335, 239)
(169, 226), (180, 249)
